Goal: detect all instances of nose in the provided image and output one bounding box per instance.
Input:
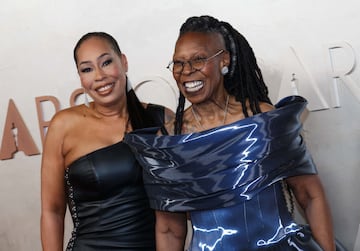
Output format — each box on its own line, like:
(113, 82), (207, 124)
(181, 61), (195, 75)
(95, 67), (105, 81)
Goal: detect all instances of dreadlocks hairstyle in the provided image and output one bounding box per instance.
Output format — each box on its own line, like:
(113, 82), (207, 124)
(73, 32), (158, 130)
(174, 15), (272, 134)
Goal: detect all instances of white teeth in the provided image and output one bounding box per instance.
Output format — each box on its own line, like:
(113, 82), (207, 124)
(185, 81), (203, 92)
(97, 83), (113, 92)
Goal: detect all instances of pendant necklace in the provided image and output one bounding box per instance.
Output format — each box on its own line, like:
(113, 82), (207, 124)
(191, 95), (230, 130)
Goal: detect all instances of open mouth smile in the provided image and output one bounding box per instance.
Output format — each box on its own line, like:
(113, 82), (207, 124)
(96, 83), (114, 93)
(184, 81), (203, 93)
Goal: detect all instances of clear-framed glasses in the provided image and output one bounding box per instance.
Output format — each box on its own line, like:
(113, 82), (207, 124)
(167, 49), (225, 74)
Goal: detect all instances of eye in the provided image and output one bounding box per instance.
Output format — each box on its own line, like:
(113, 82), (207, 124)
(80, 67), (92, 73)
(102, 59), (112, 67)
(191, 57), (206, 68)
(173, 60), (184, 67)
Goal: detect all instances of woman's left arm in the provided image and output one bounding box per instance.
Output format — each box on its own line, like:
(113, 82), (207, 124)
(286, 174), (336, 251)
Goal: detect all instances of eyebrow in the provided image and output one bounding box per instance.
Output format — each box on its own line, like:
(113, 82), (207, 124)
(79, 53), (110, 66)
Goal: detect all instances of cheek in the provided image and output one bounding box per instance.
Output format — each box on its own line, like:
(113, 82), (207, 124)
(113, 68), (123, 78)
(173, 73), (181, 84)
(79, 74), (92, 89)
(205, 63), (219, 76)
(175, 78), (184, 91)
(176, 82), (183, 91)
(205, 66), (221, 84)
(109, 65), (124, 80)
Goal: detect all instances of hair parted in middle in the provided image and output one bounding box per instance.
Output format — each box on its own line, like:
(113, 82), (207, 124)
(73, 31), (160, 130)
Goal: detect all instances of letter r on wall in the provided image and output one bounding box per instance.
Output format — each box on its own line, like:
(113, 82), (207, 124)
(327, 42), (360, 106)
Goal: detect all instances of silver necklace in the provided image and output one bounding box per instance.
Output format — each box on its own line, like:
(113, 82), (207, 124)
(191, 95), (230, 130)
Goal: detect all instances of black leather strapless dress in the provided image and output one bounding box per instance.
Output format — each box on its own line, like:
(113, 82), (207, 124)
(64, 141), (155, 250)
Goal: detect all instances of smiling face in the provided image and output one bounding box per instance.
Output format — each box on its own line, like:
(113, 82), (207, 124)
(75, 37), (128, 107)
(172, 32), (229, 104)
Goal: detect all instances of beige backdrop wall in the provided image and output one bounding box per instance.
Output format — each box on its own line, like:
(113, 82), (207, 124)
(0, 0), (359, 250)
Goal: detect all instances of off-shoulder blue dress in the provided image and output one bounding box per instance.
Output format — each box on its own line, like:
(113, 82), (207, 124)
(124, 96), (323, 251)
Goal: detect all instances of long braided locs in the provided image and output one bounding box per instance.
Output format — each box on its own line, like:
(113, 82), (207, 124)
(174, 15), (272, 134)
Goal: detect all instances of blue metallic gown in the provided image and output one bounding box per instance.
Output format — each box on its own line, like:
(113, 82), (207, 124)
(124, 96), (323, 250)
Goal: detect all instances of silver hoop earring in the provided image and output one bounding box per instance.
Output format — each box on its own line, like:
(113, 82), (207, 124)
(84, 89), (90, 107)
(221, 66), (229, 75)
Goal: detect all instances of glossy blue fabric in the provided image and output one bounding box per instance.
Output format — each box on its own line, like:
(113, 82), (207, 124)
(124, 96), (322, 250)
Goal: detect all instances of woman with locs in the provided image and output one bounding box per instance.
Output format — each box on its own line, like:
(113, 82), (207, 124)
(124, 15), (336, 250)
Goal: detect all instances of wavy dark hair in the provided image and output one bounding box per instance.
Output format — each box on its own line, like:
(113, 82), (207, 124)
(174, 15), (272, 134)
(73, 32), (159, 130)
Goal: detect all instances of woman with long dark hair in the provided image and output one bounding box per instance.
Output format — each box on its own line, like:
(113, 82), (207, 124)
(41, 32), (171, 250)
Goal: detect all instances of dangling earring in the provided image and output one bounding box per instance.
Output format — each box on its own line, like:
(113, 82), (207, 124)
(83, 89), (90, 107)
(221, 66), (229, 75)
(126, 75), (132, 92)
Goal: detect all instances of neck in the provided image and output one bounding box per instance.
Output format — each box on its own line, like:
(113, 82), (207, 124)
(191, 95), (230, 130)
(91, 102), (128, 118)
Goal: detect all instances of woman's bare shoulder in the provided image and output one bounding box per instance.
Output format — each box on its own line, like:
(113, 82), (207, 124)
(259, 102), (275, 113)
(164, 107), (175, 124)
(49, 104), (88, 132)
(164, 119), (175, 135)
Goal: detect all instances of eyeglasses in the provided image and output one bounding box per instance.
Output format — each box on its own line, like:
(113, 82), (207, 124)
(167, 49), (225, 74)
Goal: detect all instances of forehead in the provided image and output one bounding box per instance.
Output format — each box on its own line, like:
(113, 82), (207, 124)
(174, 32), (224, 55)
(76, 37), (113, 59)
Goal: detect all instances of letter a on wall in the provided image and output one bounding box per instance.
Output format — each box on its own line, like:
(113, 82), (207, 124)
(0, 99), (40, 160)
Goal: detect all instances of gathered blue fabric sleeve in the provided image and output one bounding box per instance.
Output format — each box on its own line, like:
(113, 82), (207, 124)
(124, 96), (317, 212)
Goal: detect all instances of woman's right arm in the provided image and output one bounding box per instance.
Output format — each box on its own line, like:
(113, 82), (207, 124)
(41, 114), (67, 251)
